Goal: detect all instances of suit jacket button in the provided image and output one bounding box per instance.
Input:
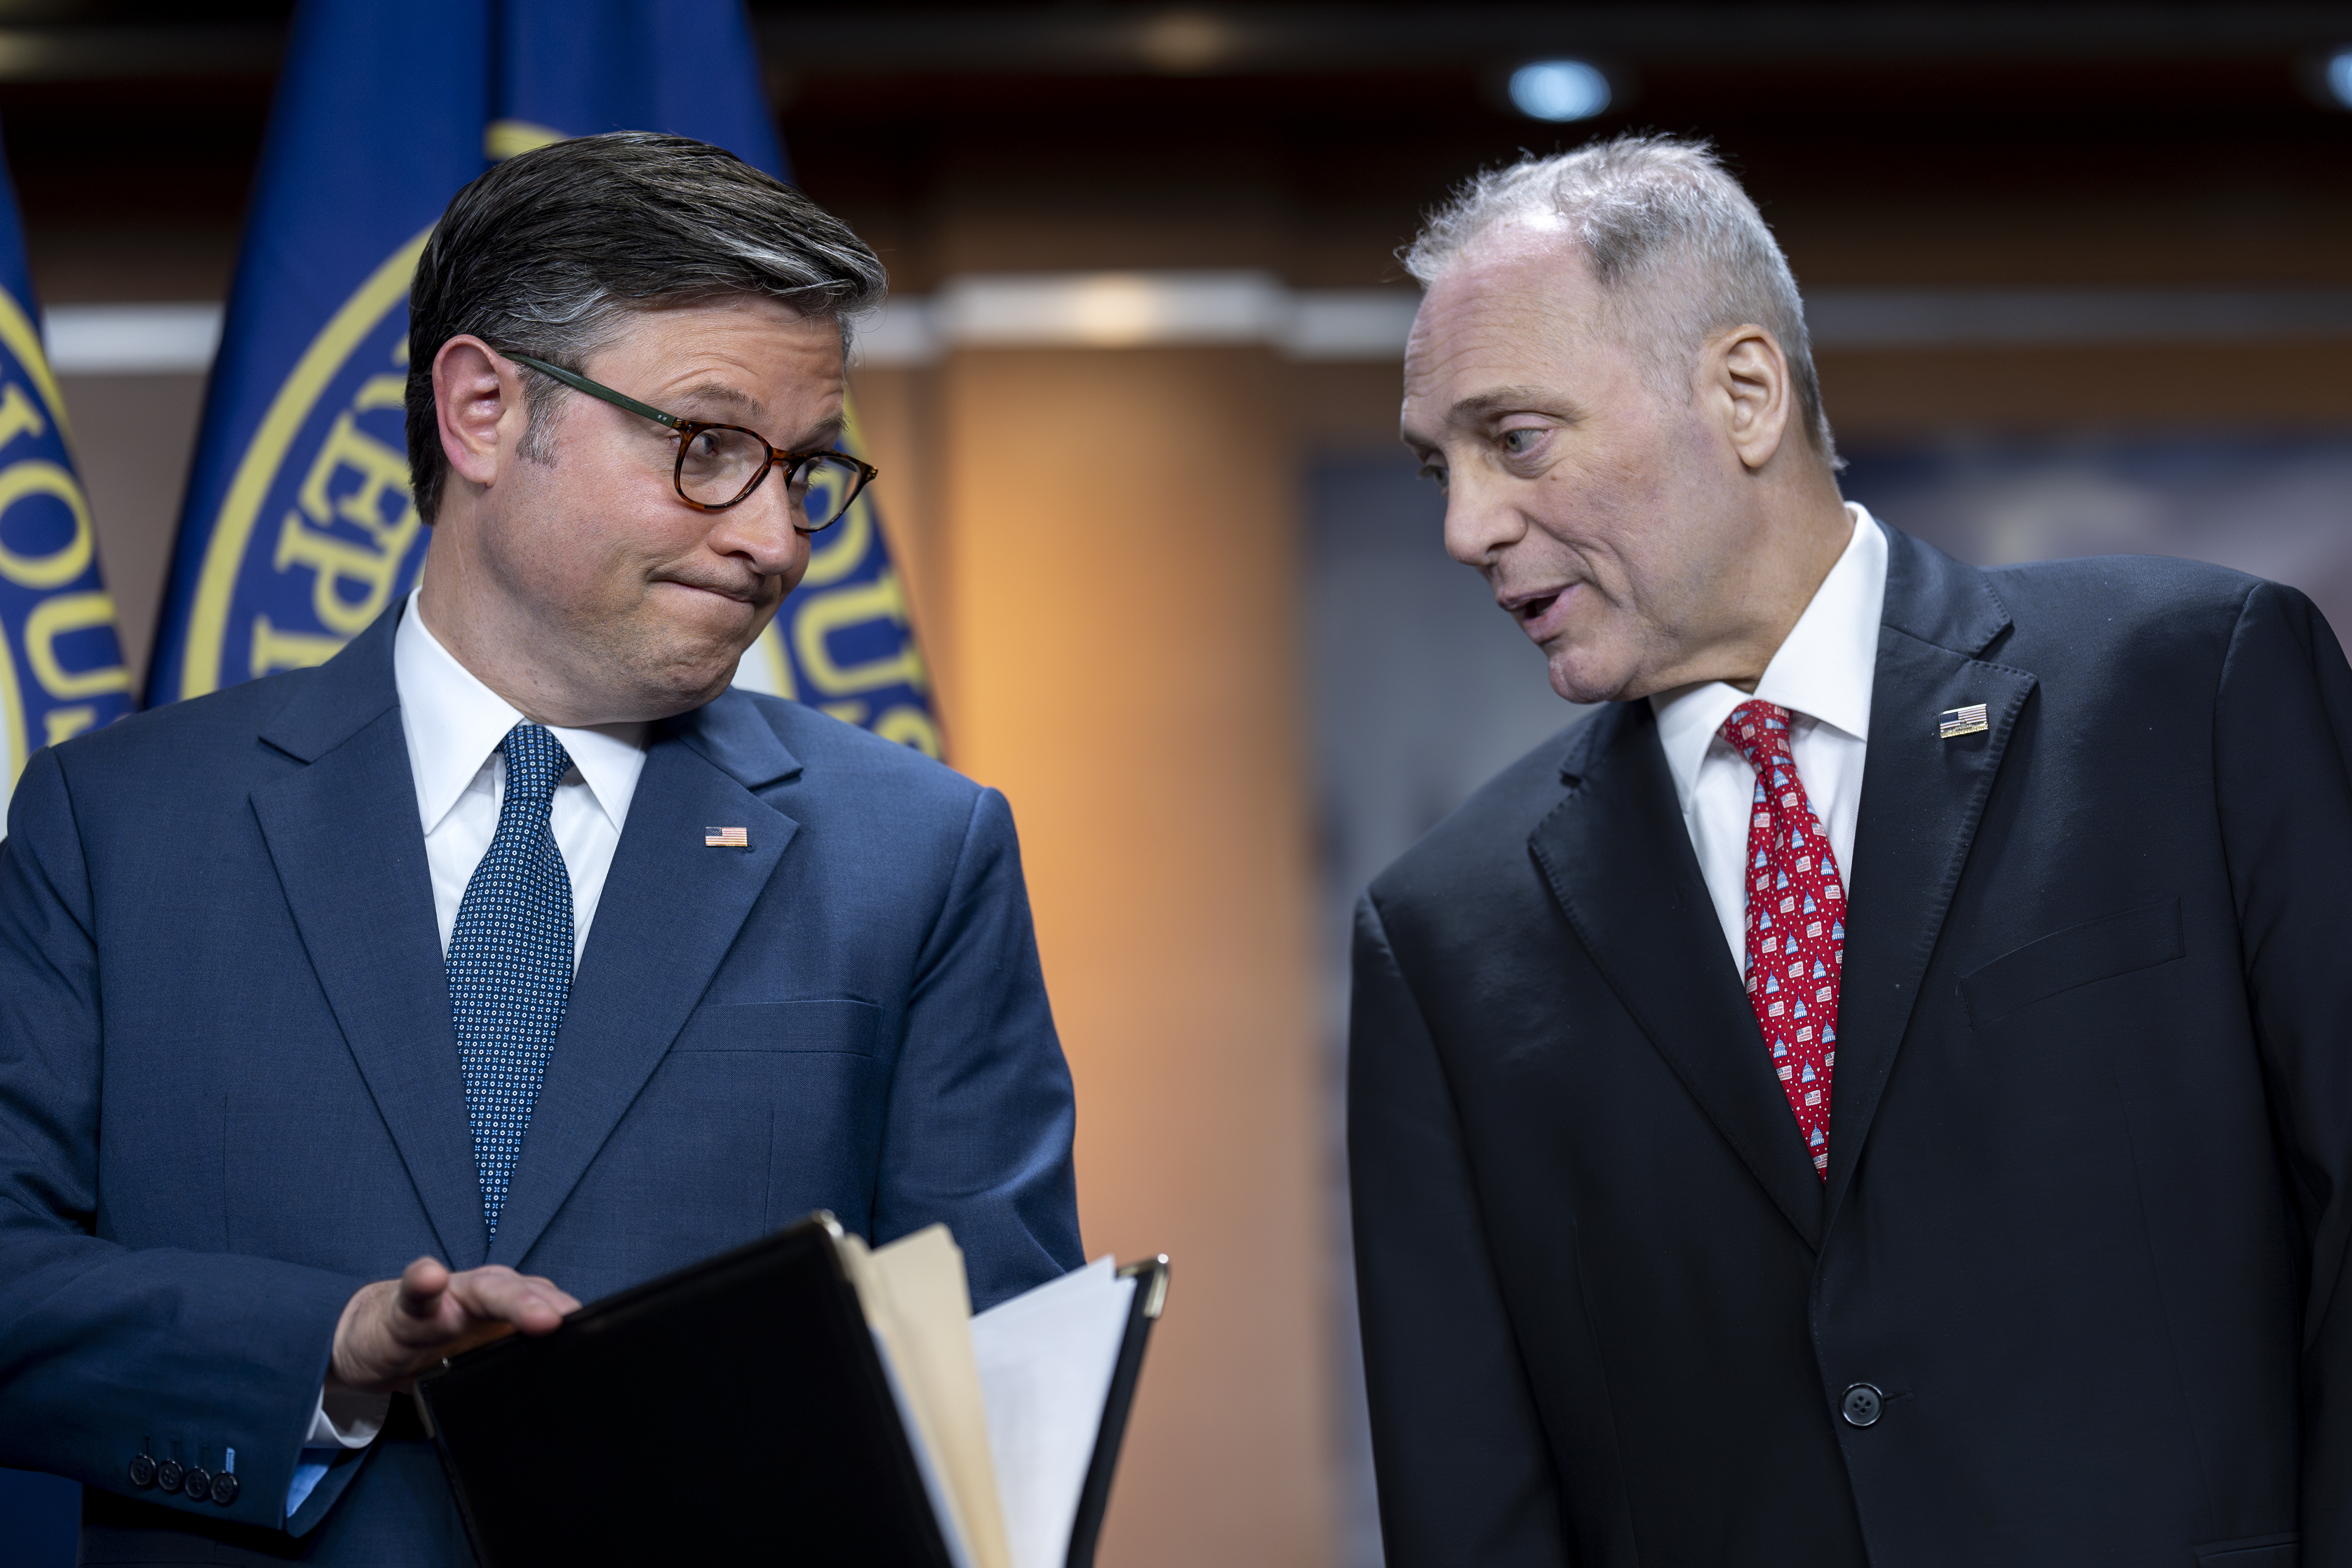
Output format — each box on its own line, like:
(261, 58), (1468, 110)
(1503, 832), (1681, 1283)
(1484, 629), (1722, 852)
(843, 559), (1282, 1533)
(210, 1472), (240, 1506)
(183, 1466), (212, 1500)
(154, 1459), (183, 1493)
(1841, 1383), (1884, 1427)
(127, 1453), (156, 1488)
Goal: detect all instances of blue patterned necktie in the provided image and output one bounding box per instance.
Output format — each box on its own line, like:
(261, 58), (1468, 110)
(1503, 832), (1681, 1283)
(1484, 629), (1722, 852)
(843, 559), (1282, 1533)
(448, 722), (575, 1237)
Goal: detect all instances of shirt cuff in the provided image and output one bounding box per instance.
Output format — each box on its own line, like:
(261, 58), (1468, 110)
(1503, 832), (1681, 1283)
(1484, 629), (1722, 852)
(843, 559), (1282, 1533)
(303, 1387), (390, 1449)
(286, 1457), (332, 1518)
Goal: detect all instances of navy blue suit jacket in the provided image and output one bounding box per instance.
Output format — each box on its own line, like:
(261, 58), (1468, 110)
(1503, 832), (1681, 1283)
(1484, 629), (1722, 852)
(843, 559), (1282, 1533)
(1353, 525), (2352, 1568)
(0, 603), (1082, 1562)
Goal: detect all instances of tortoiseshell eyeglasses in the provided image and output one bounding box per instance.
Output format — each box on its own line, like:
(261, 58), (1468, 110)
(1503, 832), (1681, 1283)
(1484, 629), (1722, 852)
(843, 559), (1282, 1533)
(508, 351), (876, 533)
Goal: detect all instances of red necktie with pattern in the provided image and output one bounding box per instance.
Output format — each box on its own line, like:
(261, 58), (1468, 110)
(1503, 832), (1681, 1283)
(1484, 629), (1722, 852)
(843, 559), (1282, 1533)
(1721, 700), (1846, 1178)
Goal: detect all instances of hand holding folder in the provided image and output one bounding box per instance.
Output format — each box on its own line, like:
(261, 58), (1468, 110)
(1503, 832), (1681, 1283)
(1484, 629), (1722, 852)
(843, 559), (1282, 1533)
(414, 1215), (1166, 1568)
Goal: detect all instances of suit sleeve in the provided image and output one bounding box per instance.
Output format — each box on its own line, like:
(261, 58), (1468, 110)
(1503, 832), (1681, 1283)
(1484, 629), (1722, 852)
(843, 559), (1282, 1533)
(2213, 581), (2352, 1561)
(0, 745), (366, 1531)
(1350, 891), (1572, 1568)
(870, 784), (1082, 1311)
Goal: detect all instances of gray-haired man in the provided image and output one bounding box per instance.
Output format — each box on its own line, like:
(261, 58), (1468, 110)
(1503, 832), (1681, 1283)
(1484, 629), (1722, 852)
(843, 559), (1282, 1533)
(0, 133), (1081, 1562)
(1353, 135), (2352, 1567)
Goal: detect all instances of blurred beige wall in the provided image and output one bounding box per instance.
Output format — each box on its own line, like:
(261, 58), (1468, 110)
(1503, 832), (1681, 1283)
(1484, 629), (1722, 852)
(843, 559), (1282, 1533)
(944, 345), (1328, 1566)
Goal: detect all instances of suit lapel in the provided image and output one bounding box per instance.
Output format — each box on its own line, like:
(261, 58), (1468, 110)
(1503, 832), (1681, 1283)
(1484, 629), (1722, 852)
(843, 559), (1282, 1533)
(1530, 706), (1828, 1248)
(487, 691), (803, 1267)
(249, 607), (490, 1269)
(1822, 528), (2036, 1221)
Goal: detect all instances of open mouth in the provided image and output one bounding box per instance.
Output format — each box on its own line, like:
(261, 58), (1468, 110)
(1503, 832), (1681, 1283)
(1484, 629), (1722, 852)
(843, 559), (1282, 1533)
(1514, 591), (1561, 625)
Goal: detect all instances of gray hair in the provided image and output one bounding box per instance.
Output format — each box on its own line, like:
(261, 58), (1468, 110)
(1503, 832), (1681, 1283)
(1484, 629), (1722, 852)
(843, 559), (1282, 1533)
(405, 131), (889, 524)
(1404, 135), (1837, 466)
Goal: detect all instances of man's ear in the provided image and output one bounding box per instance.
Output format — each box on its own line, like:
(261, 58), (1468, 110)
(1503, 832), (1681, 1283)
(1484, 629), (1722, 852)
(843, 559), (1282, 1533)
(433, 335), (526, 488)
(1709, 324), (1794, 473)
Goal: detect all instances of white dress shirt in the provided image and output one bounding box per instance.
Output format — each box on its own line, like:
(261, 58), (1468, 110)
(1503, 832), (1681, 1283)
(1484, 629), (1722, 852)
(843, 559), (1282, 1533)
(1648, 504), (1890, 970)
(395, 590), (651, 964)
(291, 590), (652, 1507)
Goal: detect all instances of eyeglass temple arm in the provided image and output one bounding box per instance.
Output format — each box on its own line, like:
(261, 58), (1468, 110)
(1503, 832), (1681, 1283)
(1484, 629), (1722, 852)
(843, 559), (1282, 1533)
(506, 352), (685, 431)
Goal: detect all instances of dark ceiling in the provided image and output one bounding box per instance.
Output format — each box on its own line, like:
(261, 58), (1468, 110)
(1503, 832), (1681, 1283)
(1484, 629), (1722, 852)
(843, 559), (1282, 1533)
(0, 3), (2345, 291)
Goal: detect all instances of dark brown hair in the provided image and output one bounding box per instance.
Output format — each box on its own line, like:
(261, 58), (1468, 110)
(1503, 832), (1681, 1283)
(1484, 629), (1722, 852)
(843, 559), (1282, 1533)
(403, 131), (887, 523)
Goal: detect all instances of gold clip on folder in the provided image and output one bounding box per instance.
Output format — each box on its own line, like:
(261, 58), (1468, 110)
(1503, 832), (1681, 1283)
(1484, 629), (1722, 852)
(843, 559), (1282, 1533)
(414, 1215), (1168, 1568)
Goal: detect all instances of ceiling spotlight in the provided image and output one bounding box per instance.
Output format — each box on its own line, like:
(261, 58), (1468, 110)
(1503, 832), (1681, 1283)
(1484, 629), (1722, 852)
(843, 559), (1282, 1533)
(1510, 60), (1612, 122)
(1138, 10), (1230, 74)
(2329, 48), (2352, 109)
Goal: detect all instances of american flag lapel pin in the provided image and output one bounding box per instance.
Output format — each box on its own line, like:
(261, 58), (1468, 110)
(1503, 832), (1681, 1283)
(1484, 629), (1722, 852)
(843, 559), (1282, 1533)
(704, 825), (749, 848)
(1937, 703), (1989, 740)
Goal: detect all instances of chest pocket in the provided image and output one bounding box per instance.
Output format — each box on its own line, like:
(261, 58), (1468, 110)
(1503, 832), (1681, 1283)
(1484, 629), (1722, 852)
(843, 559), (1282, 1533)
(669, 999), (882, 1056)
(1959, 898), (2184, 1028)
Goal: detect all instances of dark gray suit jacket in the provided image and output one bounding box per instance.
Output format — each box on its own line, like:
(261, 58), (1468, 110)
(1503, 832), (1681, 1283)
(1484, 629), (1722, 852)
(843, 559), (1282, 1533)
(1351, 523), (2347, 1568)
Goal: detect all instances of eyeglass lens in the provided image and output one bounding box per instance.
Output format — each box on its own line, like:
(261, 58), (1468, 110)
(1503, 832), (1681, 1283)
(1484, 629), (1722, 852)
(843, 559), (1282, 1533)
(789, 454), (866, 530)
(676, 426), (864, 528)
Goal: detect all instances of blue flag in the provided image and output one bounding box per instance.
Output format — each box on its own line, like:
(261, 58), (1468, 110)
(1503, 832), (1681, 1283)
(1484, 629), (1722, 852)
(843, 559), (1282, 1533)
(0, 123), (135, 799)
(0, 111), (136, 1568)
(148, 0), (938, 758)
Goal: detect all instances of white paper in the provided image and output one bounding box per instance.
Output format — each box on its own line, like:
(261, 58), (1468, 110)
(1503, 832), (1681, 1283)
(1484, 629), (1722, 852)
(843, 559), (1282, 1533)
(971, 1258), (1136, 1568)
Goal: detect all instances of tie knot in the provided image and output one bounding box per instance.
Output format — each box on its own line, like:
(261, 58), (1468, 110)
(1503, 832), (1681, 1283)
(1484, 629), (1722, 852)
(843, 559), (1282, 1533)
(501, 722), (573, 805)
(1720, 700), (1794, 769)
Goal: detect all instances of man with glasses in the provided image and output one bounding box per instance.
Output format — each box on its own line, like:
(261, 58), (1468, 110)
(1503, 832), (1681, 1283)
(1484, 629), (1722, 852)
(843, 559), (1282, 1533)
(0, 132), (1081, 1562)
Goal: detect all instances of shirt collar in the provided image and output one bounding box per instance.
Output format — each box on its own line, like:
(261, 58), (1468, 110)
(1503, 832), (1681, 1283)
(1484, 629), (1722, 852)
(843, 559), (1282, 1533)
(1648, 502), (1890, 814)
(392, 589), (651, 837)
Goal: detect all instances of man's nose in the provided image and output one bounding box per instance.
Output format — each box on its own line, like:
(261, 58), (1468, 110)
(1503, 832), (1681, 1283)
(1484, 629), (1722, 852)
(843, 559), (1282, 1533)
(1441, 473), (1525, 567)
(706, 475), (807, 578)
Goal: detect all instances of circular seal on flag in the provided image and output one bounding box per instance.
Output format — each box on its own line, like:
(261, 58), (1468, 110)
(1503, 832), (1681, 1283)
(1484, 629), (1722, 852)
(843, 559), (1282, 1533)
(177, 228), (434, 700)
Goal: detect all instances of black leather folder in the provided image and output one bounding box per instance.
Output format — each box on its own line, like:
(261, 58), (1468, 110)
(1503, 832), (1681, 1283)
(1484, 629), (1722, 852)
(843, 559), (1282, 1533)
(413, 1213), (1165, 1568)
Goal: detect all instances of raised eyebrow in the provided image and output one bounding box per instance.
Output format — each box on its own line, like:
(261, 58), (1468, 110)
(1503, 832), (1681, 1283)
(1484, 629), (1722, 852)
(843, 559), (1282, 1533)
(667, 382), (765, 422)
(780, 415), (846, 454)
(1396, 408), (1445, 455)
(1446, 386), (1578, 426)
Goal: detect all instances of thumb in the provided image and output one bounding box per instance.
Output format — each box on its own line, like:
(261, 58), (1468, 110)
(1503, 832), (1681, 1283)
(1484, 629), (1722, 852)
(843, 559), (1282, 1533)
(394, 1257), (454, 1321)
